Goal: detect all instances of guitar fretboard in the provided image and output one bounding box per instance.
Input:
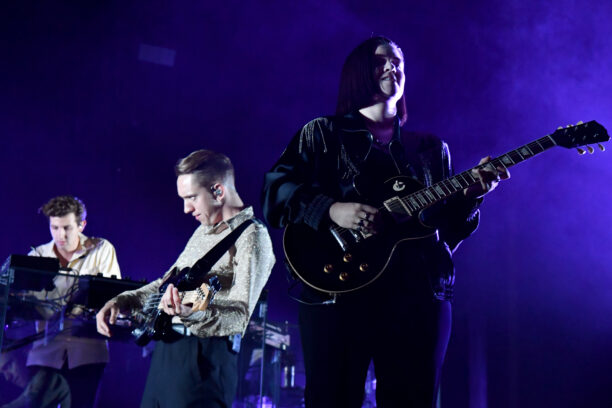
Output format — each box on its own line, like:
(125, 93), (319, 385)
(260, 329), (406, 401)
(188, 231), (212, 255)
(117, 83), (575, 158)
(384, 135), (557, 215)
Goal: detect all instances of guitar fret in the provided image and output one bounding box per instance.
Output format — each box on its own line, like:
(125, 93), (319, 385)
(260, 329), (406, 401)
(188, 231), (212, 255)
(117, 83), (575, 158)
(528, 141), (543, 154)
(424, 189), (436, 202)
(460, 172), (472, 185)
(409, 196), (420, 209)
(438, 182), (450, 195)
(450, 177), (462, 189)
(519, 145), (534, 158)
(396, 197), (413, 214)
(433, 184), (446, 197)
(500, 154), (515, 166)
(494, 158), (508, 171)
(443, 180), (458, 194)
(429, 186), (442, 200)
(406, 199), (418, 213)
(535, 139), (545, 150)
(509, 151), (522, 163)
(416, 194), (428, 206)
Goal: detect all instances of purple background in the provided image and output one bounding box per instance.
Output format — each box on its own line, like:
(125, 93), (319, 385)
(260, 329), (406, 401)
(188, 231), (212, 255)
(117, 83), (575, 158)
(1, 1), (611, 406)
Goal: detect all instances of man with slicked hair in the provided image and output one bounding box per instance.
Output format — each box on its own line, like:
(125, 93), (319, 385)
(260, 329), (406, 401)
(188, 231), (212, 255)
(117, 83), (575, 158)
(97, 150), (275, 408)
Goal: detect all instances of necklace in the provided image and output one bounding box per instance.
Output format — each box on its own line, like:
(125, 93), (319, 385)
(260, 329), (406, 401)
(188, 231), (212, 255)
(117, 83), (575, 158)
(374, 137), (390, 146)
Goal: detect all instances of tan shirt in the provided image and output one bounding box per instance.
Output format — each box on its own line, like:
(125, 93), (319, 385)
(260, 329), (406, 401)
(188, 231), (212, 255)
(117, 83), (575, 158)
(113, 207), (275, 338)
(26, 234), (121, 369)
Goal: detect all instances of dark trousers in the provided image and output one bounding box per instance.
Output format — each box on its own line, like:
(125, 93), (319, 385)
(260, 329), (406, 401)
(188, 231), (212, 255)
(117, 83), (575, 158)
(27, 363), (105, 408)
(140, 336), (238, 408)
(299, 247), (452, 408)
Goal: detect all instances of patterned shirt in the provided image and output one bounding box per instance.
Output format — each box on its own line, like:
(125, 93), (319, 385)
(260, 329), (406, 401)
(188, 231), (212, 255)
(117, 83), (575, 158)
(113, 206), (275, 338)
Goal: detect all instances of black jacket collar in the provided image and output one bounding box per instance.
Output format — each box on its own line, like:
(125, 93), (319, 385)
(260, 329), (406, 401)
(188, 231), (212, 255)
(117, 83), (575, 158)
(335, 111), (405, 170)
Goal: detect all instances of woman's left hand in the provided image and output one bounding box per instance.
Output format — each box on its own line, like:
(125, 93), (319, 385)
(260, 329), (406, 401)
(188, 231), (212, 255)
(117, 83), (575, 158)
(463, 156), (510, 199)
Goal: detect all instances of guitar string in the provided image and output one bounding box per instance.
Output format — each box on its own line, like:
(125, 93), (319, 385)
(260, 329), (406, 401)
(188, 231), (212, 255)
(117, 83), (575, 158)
(328, 141), (548, 238)
(385, 128), (591, 226)
(142, 290), (209, 311)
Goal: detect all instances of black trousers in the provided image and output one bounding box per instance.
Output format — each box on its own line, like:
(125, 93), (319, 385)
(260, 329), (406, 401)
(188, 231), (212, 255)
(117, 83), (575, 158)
(140, 336), (238, 408)
(299, 245), (452, 408)
(26, 362), (105, 408)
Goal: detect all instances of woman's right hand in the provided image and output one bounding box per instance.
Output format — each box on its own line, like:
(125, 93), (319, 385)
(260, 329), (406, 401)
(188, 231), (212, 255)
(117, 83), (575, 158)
(329, 202), (379, 234)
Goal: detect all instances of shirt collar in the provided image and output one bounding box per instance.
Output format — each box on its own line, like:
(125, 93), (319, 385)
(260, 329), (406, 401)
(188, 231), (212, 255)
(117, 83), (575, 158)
(202, 206), (254, 235)
(36, 233), (102, 259)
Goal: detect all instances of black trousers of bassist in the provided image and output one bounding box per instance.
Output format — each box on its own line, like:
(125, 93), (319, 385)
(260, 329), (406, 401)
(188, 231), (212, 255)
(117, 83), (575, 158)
(299, 241), (452, 408)
(140, 335), (238, 408)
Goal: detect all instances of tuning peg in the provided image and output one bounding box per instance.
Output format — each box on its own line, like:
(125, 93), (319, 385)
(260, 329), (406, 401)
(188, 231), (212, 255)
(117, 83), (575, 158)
(598, 143), (606, 152)
(576, 148), (586, 155)
(587, 145), (595, 154)
(566, 124), (574, 128)
(576, 120), (584, 125)
(557, 126), (563, 130)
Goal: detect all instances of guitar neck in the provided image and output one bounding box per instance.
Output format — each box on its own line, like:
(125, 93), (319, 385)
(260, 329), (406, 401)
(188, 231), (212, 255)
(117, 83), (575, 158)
(384, 134), (558, 215)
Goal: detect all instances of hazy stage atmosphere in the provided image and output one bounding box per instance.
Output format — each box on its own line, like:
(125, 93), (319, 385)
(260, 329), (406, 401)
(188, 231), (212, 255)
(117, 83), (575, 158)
(1, 1), (611, 407)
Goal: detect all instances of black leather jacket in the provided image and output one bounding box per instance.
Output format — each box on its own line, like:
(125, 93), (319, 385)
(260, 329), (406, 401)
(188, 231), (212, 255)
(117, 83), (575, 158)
(261, 112), (481, 300)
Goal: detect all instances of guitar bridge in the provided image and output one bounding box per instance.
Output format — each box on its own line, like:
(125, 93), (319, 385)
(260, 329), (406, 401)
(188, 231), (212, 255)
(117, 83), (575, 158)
(329, 227), (348, 251)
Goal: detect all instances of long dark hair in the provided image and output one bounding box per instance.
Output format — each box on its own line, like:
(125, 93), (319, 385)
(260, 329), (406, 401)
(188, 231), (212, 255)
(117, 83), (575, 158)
(336, 36), (407, 125)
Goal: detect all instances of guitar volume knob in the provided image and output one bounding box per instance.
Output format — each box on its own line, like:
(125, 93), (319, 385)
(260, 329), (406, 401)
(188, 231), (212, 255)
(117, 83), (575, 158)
(343, 253), (353, 263)
(339, 272), (349, 281)
(359, 263), (369, 272)
(323, 264), (334, 274)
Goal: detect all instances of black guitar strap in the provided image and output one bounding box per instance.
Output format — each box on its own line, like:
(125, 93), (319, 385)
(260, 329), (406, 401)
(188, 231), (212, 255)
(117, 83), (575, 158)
(389, 121), (417, 180)
(176, 218), (255, 290)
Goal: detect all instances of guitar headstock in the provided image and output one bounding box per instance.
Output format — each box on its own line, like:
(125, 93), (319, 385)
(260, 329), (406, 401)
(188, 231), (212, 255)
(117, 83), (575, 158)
(192, 275), (221, 312)
(550, 121), (609, 151)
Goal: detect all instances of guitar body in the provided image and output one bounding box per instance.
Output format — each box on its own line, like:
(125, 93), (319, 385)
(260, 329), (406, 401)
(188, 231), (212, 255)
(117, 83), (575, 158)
(132, 269), (220, 346)
(132, 308), (171, 347)
(283, 120), (609, 295)
(283, 175), (437, 295)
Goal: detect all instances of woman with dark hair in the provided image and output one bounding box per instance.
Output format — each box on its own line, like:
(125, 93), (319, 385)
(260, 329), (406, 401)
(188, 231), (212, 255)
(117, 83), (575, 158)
(262, 36), (507, 407)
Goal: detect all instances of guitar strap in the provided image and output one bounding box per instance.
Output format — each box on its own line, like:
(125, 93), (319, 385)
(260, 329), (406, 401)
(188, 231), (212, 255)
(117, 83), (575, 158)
(389, 119), (417, 180)
(190, 218), (255, 353)
(171, 218), (255, 289)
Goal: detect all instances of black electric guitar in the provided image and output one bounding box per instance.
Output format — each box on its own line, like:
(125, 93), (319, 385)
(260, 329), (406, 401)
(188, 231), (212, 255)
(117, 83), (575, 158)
(283, 121), (609, 295)
(131, 270), (221, 346)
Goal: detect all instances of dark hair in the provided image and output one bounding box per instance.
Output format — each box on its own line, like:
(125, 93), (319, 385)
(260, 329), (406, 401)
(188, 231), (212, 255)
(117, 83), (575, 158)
(336, 36), (408, 125)
(174, 149), (234, 188)
(40, 195), (87, 223)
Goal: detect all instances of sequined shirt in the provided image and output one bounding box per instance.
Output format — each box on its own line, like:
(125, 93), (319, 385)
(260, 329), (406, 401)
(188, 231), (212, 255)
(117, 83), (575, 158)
(113, 206), (275, 338)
